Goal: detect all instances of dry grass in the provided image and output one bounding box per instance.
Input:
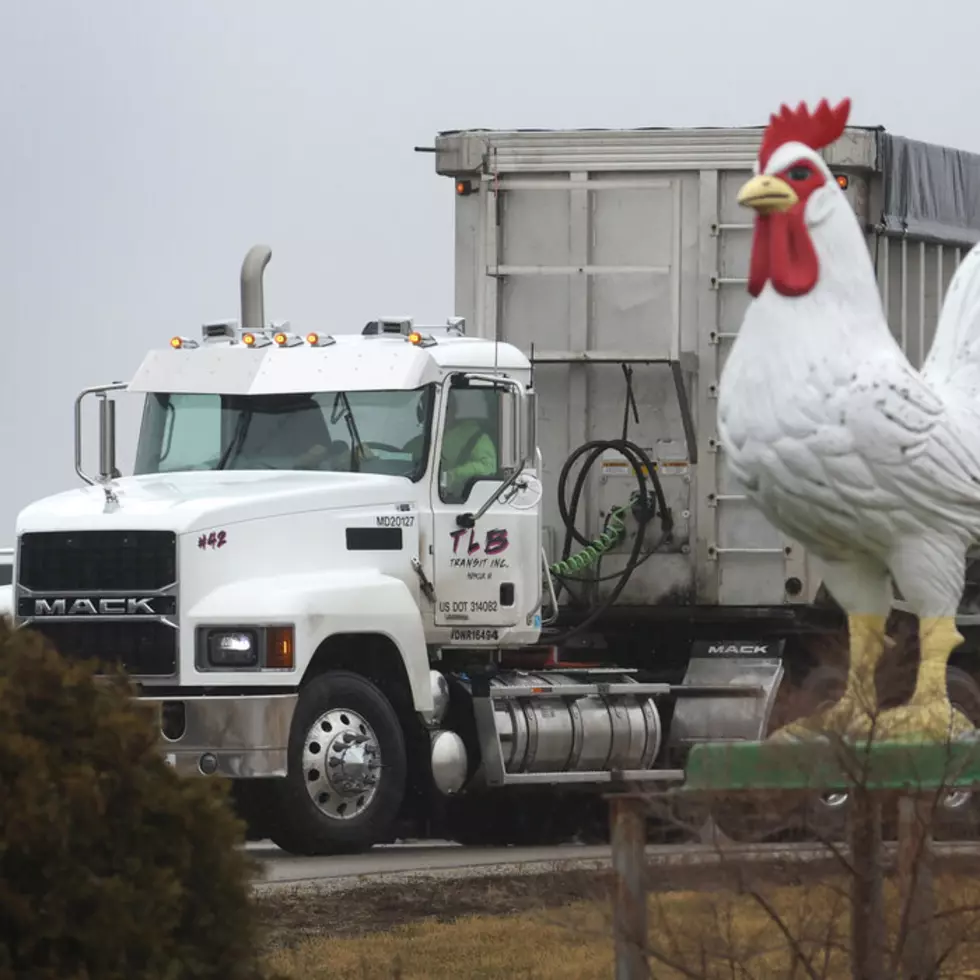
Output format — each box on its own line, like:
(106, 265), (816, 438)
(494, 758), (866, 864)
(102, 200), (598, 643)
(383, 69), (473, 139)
(268, 904), (611, 980)
(258, 863), (980, 979)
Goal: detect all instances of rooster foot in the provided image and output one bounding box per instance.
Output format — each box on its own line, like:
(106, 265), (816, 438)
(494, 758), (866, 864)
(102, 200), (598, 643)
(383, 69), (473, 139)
(872, 698), (976, 744)
(768, 695), (874, 743)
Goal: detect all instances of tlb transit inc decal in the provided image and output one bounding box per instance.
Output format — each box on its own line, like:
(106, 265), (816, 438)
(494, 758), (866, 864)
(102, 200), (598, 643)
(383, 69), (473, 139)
(448, 528), (509, 581)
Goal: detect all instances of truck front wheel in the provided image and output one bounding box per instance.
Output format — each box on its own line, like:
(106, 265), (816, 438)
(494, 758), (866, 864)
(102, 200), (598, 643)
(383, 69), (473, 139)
(267, 671), (407, 856)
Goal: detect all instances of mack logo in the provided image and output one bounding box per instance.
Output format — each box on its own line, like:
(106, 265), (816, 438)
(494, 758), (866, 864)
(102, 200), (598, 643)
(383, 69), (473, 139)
(33, 597), (157, 617)
(707, 644), (769, 655)
(690, 639), (784, 659)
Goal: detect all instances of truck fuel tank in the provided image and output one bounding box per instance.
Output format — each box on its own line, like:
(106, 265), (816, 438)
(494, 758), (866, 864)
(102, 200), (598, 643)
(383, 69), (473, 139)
(458, 670), (662, 779)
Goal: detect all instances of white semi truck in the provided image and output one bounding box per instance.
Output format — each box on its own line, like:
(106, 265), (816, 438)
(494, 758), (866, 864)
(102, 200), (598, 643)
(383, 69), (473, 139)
(7, 120), (980, 853)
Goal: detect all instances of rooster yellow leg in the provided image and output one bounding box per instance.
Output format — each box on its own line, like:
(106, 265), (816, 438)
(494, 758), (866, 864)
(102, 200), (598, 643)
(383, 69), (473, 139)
(770, 613), (887, 741)
(880, 539), (976, 742)
(770, 558), (892, 743)
(874, 617), (973, 742)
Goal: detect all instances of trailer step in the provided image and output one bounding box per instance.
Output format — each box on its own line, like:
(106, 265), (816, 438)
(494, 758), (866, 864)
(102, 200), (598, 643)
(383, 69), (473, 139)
(494, 769), (687, 786)
(485, 682), (762, 700)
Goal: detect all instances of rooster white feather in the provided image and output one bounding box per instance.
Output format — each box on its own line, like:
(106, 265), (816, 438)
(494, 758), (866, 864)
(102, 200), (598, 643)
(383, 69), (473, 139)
(716, 98), (980, 741)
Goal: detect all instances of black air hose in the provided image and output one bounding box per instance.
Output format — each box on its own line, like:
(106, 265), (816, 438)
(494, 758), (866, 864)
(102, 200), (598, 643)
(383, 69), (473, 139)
(542, 438), (673, 646)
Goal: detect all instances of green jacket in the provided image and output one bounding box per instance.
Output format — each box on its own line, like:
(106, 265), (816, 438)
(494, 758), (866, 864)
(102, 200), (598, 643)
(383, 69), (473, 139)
(441, 420), (497, 493)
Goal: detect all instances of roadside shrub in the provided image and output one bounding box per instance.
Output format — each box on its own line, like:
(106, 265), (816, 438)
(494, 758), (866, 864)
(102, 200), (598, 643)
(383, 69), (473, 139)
(0, 619), (268, 980)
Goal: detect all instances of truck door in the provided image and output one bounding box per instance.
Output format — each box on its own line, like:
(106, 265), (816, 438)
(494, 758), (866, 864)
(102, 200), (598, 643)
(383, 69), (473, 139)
(429, 378), (540, 633)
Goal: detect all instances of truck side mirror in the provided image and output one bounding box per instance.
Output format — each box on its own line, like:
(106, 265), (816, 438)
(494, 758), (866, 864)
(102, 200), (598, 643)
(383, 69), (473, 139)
(98, 394), (117, 483)
(74, 382), (128, 487)
(497, 390), (520, 475)
(521, 390), (537, 467)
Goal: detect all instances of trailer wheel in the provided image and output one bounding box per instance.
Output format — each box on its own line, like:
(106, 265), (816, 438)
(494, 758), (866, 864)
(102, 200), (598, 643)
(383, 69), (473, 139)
(707, 665), (852, 844)
(795, 665), (851, 844)
(795, 665), (980, 843)
(266, 671), (407, 856)
(932, 666), (980, 841)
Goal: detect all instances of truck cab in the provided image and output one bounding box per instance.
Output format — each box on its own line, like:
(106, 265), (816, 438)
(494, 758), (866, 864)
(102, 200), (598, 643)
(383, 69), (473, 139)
(8, 246), (553, 854)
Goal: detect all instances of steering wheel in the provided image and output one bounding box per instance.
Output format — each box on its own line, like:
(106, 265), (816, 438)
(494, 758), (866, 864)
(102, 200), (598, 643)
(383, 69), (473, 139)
(362, 441), (405, 454)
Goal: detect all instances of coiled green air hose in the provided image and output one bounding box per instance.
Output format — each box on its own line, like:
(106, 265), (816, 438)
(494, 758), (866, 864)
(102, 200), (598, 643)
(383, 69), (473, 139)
(549, 502), (630, 577)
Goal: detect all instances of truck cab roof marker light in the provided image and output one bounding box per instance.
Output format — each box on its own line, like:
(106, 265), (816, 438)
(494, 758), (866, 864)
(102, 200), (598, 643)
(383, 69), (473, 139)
(273, 330), (303, 348)
(305, 332), (337, 347)
(242, 331), (272, 349)
(170, 336), (199, 350)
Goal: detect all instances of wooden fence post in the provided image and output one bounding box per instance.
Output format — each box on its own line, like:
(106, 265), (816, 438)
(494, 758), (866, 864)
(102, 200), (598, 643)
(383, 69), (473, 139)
(896, 793), (936, 979)
(611, 795), (650, 980)
(849, 786), (886, 980)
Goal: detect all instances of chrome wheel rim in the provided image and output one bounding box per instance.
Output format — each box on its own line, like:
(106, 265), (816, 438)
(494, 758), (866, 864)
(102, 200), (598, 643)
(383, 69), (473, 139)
(942, 788), (971, 811)
(942, 702), (973, 811)
(813, 695), (850, 810)
(302, 708), (381, 820)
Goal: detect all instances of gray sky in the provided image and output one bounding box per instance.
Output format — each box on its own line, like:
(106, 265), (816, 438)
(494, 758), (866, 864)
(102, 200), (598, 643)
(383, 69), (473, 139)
(3, 0), (979, 537)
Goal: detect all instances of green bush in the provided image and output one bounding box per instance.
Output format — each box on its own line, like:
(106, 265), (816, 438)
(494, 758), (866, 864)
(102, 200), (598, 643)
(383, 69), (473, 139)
(0, 619), (268, 980)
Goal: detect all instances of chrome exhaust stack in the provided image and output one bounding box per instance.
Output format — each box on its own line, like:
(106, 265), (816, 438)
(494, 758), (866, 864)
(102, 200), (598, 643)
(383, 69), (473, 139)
(240, 245), (272, 334)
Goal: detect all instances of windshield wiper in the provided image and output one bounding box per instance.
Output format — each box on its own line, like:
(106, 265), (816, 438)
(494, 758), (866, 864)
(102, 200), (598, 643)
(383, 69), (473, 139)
(158, 401), (177, 464)
(330, 392), (366, 471)
(216, 412), (252, 470)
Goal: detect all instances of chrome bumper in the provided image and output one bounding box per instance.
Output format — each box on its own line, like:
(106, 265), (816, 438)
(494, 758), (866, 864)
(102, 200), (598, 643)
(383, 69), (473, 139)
(141, 693), (298, 778)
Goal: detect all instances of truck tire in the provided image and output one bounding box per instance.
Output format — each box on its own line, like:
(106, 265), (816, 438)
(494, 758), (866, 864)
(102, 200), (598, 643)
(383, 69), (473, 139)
(445, 791), (580, 846)
(266, 671), (407, 856)
(231, 779), (277, 842)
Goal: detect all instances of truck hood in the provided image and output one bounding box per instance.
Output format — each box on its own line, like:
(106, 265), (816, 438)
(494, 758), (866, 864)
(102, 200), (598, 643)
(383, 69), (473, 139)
(15, 471), (418, 536)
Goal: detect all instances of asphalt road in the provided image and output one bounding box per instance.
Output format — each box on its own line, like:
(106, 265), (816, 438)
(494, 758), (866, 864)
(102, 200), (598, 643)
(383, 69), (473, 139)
(249, 836), (980, 892)
(249, 839), (615, 890)
(248, 836), (911, 891)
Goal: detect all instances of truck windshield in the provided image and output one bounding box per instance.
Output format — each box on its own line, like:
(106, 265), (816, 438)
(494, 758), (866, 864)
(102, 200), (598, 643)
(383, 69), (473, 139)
(133, 387), (434, 480)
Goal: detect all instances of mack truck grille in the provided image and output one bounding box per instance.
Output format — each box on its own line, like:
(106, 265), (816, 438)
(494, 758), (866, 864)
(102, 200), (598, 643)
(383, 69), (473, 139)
(17, 530), (178, 678)
(18, 530), (177, 592)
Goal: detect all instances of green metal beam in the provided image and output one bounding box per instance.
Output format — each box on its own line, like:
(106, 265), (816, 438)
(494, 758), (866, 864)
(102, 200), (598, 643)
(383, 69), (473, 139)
(682, 739), (980, 794)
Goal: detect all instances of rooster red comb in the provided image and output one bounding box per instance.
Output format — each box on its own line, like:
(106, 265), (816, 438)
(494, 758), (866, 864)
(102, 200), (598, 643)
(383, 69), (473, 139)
(757, 98), (851, 170)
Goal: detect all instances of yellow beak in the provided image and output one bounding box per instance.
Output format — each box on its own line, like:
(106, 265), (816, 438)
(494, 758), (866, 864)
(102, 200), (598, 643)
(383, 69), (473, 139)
(737, 174), (799, 215)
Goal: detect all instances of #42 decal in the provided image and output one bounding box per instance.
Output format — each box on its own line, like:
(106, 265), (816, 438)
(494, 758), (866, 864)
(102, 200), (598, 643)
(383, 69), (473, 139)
(198, 530), (227, 550)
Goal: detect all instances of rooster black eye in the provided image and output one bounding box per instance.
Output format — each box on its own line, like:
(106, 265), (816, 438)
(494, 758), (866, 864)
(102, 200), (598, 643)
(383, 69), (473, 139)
(787, 165), (812, 181)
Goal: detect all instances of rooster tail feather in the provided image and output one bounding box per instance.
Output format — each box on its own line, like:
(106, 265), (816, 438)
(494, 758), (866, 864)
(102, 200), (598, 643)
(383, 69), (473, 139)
(921, 243), (980, 396)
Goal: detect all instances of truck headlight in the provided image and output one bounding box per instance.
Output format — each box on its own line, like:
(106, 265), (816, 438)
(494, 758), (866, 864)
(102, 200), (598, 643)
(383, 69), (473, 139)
(196, 625), (295, 670)
(207, 630), (259, 668)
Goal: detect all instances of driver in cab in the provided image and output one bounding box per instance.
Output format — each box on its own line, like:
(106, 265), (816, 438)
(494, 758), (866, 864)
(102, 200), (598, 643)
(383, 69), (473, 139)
(440, 388), (498, 500)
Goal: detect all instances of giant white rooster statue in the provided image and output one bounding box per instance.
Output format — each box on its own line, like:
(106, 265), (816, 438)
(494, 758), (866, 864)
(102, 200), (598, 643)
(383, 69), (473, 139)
(717, 97), (980, 743)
